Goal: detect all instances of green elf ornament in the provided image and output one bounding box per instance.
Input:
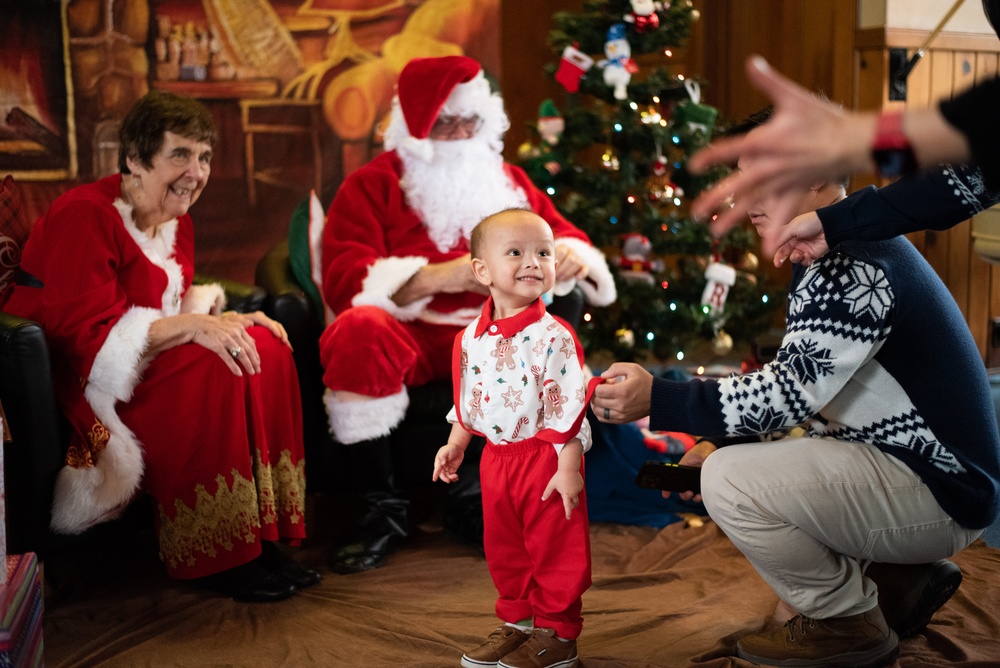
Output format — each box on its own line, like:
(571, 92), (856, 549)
(518, 99), (566, 188)
(673, 80), (718, 144)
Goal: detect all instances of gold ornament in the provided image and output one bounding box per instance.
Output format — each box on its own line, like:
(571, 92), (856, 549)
(601, 149), (620, 171)
(647, 172), (677, 203)
(640, 105), (662, 125)
(517, 141), (540, 160)
(711, 329), (733, 356)
(616, 327), (635, 348)
(741, 251), (759, 272)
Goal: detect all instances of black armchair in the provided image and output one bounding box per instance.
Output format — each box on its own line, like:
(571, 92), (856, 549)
(0, 278), (266, 559)
(254, 240), (585, 496)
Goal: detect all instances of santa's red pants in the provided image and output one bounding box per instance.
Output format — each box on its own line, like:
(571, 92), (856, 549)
(320, 305), (458, 396)
(480, 436), (592, 639)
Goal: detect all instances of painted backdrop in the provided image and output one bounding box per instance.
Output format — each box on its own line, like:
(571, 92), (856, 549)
(1, 0), (500, 281)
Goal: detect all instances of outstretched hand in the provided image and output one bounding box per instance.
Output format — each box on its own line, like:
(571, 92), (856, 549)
(688, 56), (875, 240)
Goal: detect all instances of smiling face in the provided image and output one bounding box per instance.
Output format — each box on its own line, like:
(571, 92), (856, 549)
(472, 210), (556, 318)
(127, 131), (212, 225)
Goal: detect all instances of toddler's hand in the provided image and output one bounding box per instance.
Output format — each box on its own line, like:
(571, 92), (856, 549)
(542, 469), (584, 520)
(433, 444), (464, 483)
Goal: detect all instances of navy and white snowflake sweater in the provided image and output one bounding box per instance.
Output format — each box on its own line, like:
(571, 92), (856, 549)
(817, 164), (1000, 246)
(649, 236), (1000, 530)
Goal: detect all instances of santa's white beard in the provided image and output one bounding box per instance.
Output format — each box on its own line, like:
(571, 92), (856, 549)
(399, 137), (530, 252)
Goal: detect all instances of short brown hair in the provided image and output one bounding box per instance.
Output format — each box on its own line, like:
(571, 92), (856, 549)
(118, 90), (216, 174)
(470, 207), (533, 258)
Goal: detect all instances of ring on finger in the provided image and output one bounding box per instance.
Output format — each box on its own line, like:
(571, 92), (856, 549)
(603, 407), (610, 420)
(229, 346), (242, 359)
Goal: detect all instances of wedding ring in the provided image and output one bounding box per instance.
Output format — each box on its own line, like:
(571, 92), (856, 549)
(229, 346), (242, 359)
(603, 407), (610, 420)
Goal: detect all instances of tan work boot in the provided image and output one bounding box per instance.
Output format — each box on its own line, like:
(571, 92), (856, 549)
(737, 607), (899, 667)
(498, 627), (577, 668)
(462, 625), (531, 668)
(865, 559), (962, 638)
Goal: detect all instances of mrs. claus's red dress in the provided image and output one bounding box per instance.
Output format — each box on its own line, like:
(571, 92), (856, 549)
(5, 174), (307, 579)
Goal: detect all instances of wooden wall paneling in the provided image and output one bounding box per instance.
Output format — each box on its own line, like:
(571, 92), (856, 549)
(967, 52), (1000, 355)
(944, 51), (977, 319)
(979, 47), (1000, 346)
(900, 48), (932, 257)
(951, 48), (979, 106)
(698, 0), (856, 125)
(990, 262), (1000, 354)
(949, 217), (974, 320)
(918, 50), (958, 272)
(969, 236), (993, 356)
(855, 47), (887, 111)
(786, 0), (855, 106)
(689, 0), (730, 114)
(718, 1), (776, 122)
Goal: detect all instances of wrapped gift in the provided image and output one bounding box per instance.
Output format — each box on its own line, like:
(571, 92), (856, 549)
(0, 554), (44, 668)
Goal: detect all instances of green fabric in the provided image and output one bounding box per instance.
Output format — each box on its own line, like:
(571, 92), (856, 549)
(287, 196), (325, 322)
(538, 98), (560, 119)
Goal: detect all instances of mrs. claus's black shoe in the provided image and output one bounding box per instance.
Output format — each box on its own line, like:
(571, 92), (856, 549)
(257, 541), (323, 589)
(193, 561), (297, 602)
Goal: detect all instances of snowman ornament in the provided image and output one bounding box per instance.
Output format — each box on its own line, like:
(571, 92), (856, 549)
(598, 23), (639, 100)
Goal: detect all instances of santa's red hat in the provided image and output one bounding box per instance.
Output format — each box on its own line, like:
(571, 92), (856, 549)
(397, 56), (483, 140)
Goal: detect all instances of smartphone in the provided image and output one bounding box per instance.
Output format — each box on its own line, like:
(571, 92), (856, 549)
(635, 460), (702, 494)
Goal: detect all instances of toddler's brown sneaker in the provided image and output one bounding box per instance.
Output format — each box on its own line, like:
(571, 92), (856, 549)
(737, 607), (898, 667)
(462, 625), (531, 668)
(498, 627), (577, 668)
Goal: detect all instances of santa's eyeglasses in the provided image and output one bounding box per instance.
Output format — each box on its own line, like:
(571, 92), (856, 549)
(430, 114), (483, 138)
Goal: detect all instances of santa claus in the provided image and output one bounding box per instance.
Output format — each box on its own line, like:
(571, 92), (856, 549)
(319, 55), (616, 573)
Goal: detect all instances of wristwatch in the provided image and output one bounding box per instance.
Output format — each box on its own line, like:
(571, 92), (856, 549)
(871, 110), (917, 178)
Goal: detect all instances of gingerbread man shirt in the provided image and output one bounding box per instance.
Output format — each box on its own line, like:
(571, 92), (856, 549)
(448, 297), (602, 453)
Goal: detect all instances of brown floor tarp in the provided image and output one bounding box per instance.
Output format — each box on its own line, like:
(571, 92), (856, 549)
(41, 515), (1000, 667)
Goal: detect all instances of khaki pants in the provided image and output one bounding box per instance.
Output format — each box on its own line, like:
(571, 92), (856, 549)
(701, 437), (982, 618)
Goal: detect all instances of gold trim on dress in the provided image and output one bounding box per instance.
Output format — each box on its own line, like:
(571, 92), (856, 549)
(157, 450), (306, 569)
(255, 448), (306, 526)
(66, 418), (111, 468)
(158, 470), (261, 569)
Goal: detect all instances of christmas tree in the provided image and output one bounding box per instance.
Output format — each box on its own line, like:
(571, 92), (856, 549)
(518, 0), (783, 363)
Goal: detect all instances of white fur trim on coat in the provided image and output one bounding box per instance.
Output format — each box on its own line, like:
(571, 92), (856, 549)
(51, 305), (160, 533)
(324, 387), (409, 444)
(352, 256), (432, 322)
(555, 236), (617, 306)
(87, 306), (160, 402)
(181, 283), (226, 315)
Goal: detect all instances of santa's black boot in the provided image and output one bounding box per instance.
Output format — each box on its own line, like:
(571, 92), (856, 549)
(329, 437), (409, 574)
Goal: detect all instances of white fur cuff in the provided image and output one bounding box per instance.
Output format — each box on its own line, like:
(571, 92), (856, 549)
(352, 256), (432, 322)
(89, 306), (160, 402)
(49, 429), (143, 534)
(324, 387), (409, 444)
(557, 236), (617, 306)
(181, 283), (227, 315)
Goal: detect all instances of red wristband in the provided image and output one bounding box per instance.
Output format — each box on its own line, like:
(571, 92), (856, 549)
(871, 110), (917, 178)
